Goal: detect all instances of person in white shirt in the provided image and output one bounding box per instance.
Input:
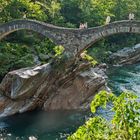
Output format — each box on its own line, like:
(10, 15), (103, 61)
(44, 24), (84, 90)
(129, 13), (135, 20)
(84, 22), (88, 28)
(105, 16), (111, 24)
(23, 12), (27, 19)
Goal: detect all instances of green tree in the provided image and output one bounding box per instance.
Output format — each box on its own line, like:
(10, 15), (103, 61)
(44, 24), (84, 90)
(0, 0), (47, 22)
(61, 0), (83, 27)
(0, 42), (35, 77)
(68, 91), (140, 140)
(36, 0), (63, 25)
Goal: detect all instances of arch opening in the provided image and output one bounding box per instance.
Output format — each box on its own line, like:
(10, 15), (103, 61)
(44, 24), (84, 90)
(79, 33), (140, 64)
(0, 29), (57, 82)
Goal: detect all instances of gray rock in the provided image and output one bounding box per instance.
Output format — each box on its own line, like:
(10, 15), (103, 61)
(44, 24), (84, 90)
(110, 44), (140, 65)
(0, 62), (108, 117)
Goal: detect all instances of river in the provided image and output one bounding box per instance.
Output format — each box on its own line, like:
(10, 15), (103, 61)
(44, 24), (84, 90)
(0, 63), (139, 140)
(107, 63), (140, 97)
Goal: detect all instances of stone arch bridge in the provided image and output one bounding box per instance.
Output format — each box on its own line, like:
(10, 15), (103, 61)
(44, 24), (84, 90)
(0, 19), (140, 57)
(1, 19), (140, 116)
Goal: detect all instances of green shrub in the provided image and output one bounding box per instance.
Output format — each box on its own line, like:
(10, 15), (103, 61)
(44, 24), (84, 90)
(53, 45), (65, 57)
(0, 42), (35, 77)
(81, 50), (98, 66)
(68, 91), (140, 140)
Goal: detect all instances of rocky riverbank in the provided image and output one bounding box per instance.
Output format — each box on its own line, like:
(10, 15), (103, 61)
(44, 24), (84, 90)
(1, 42), (140, 117)
(0, 60), (108, 117)
(110, 44), (140, 65)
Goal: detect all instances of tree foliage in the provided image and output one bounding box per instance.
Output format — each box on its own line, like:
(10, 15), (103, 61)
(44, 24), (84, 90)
(0, 0), (47, 22)
(68, 91), (140, 140)
(0, 42), (34, 76)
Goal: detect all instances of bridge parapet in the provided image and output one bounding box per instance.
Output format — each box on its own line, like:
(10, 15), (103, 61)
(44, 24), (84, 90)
(0, 19), (140, 57)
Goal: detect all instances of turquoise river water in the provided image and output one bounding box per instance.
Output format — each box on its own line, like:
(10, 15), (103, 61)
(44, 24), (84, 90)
(0, 63), (140, 140)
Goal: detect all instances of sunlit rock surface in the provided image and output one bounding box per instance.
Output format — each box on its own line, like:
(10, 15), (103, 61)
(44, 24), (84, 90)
(0, 62), (108, 117)
(43, 66), (107, 110)
(110, 44), (140, 65)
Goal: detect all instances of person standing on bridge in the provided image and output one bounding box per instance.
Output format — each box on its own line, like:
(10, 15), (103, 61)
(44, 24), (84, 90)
(84, 22), (88, 28)
(79, 22), (88, 29)
(79, 23), (83, 29)
(23, 11), (27, 19)
(105, 16), (111, 25)
(129, 13), (135, 20)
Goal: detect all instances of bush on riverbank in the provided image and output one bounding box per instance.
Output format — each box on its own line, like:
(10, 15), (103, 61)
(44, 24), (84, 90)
(68, 91), (140, 140)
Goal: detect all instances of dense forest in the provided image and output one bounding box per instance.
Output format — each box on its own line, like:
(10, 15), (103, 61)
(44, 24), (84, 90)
(0, 0), (140, 79)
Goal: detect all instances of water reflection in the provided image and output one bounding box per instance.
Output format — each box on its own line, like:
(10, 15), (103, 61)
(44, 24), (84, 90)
(0, 110), (87, 140)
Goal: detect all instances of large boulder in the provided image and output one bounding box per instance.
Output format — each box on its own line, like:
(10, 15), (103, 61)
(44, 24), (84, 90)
(110, 44), (140, 65)
(0, 62), (108, 117)
(43, 66), (107, 110)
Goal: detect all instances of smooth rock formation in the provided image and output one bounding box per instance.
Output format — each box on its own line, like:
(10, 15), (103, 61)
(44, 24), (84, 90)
(43, 66), (107, 110)
(0, 62), (108, 117)
(110, 44), (140, 65)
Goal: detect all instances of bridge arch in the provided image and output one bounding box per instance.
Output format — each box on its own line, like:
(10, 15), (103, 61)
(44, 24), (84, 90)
(77, 20), (140, 55)
(0, 19), (68, 44)
(0, 19), (140, 57)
